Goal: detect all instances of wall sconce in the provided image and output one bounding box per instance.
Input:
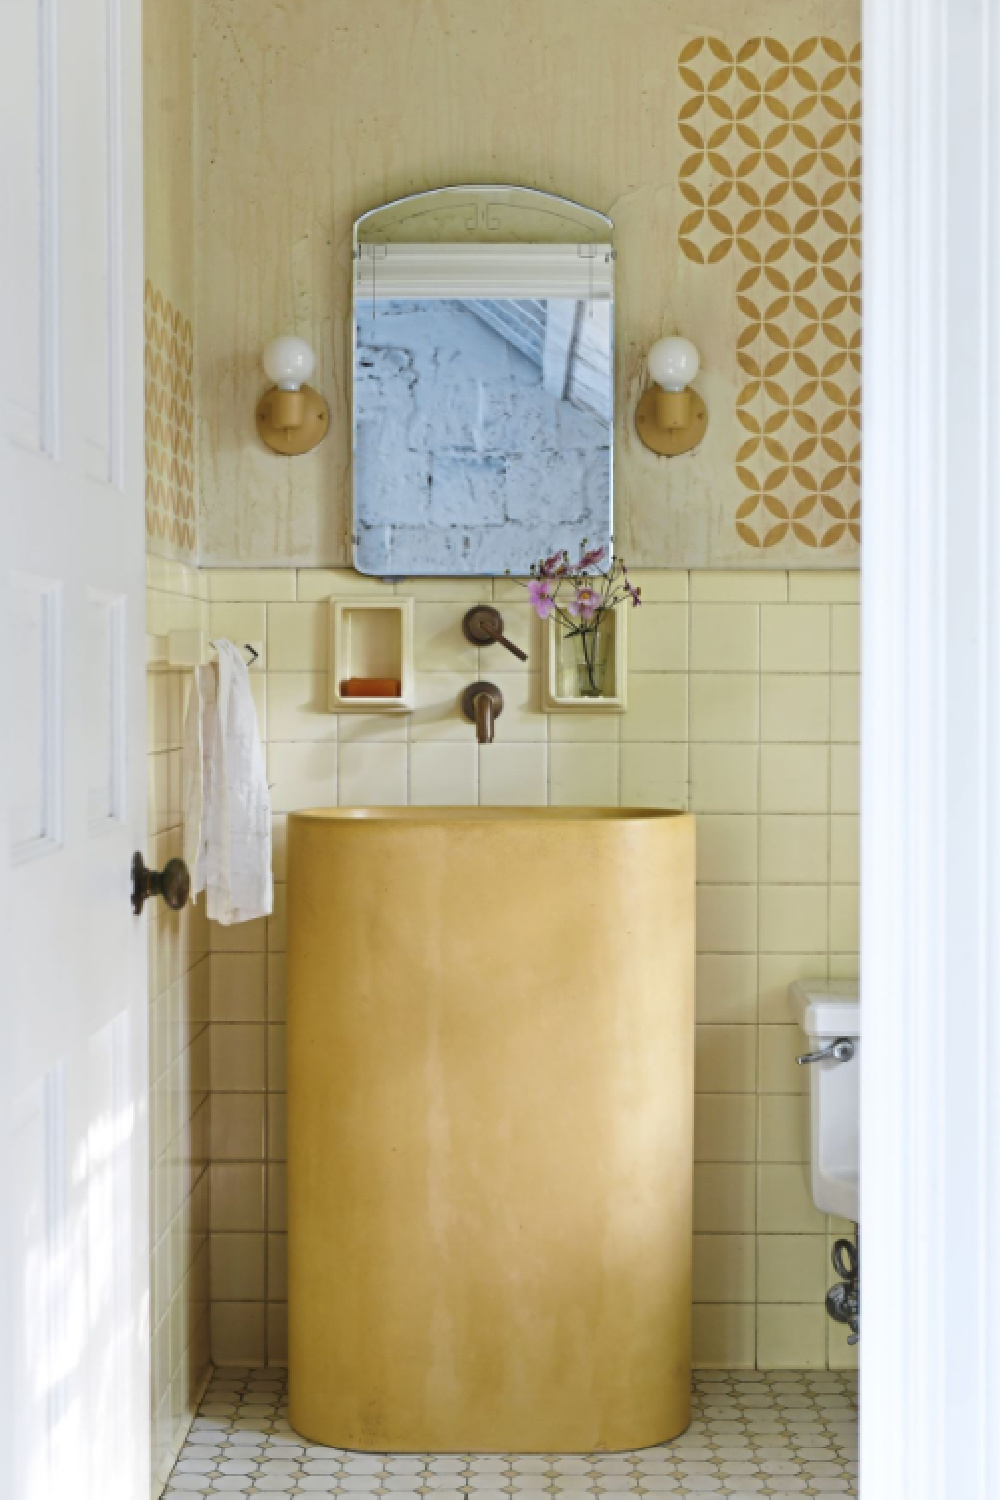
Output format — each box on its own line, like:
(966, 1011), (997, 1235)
(255, 335), (330, 455)
(635, 335), (708, 457)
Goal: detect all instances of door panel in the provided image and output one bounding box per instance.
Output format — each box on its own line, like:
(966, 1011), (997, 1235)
(9, 575), (63, 859)
(86, 591), (127, 831)
(4, 0), (59, 457)
(1, 2), (147, 1498)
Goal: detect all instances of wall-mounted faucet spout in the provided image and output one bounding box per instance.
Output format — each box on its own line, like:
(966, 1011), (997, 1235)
(475, 691), (494, 744)
(461, 681), (504, 744)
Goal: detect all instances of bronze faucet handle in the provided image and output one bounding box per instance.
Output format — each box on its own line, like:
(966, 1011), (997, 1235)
(462, 605), (529, 663)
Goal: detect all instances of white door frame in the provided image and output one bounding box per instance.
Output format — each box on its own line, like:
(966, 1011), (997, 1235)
(862, 0), (1000, 1494)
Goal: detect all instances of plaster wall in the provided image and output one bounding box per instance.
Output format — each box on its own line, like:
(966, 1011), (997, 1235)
(194, 0), (860, 570)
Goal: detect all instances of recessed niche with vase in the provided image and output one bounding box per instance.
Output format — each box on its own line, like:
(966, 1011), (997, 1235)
(510, 545), (635, 712)
(543, 601), (628, 712)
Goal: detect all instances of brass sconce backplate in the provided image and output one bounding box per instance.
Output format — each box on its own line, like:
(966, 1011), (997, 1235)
(635, 388), (708, 457)
(256, 383), (330, 455)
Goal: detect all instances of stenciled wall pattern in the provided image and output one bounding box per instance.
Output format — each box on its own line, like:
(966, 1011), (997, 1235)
(677, 36), (861, 554)
(145, 282), (197, 557)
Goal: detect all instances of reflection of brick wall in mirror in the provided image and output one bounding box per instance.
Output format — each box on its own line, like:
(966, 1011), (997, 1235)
(353, 296), (611, 576)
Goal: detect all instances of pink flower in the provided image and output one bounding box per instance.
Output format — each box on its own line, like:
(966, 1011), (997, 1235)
(527, 577), (556, 619)
(567, 586), (601, 621)
(539, 550), (568, 578)
(574, 544), (606, 572)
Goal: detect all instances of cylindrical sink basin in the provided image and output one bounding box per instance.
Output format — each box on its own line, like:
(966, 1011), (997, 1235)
(287, 807), (695, 1453)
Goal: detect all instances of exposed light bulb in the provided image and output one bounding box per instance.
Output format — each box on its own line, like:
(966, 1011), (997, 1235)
(263, 335), (316, 391)
(647, 336), (700, 393)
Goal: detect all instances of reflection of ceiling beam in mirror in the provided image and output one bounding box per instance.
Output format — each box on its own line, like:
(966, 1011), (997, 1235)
(568, 303), (612, 426)
(353, 244), (613, 301)
(542, 300), (579, 402)
(456, 298), (611, 428)
(464, 300), (546, 367)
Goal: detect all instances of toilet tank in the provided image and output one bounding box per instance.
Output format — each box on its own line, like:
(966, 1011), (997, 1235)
(789, 980), (860, 1223)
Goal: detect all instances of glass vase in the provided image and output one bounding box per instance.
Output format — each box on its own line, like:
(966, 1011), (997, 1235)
(568, 623), (611, 699)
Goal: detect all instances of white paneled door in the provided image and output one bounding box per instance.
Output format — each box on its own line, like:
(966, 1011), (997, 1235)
(0, 2), (147, 1499)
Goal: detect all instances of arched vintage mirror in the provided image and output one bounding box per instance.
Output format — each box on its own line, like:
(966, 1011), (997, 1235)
(352, 185), (613, 577)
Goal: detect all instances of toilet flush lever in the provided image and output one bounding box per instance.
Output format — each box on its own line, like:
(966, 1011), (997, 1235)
(796, 1038), (855, 1066)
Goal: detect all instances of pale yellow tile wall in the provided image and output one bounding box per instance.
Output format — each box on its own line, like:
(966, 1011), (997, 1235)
(146, 555), (212, 1488)
(204, 566), (860, 1373)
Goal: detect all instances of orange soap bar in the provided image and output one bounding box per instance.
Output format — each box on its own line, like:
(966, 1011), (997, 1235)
(340, 677), (401, 698)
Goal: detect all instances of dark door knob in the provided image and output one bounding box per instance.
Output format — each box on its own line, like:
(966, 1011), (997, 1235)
(131, 851), (191, 915)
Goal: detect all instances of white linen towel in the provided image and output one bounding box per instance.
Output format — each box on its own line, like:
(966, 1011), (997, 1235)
(182, 638), (273, 924)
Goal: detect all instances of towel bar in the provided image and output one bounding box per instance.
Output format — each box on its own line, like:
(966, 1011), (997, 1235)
(166, 629), (261, 668)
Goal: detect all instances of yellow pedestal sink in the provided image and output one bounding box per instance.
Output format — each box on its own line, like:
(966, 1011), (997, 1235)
(287, 807), (695, 1453)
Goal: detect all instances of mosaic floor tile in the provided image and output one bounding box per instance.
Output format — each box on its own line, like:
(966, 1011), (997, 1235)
(164, 1369), (858, 1498)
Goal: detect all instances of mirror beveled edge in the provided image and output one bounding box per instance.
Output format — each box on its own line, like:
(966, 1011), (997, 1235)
(354, 183), (613, 246)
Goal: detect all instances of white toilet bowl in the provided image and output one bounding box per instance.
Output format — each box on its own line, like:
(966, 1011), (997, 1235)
(789, 979), (860, 1224)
